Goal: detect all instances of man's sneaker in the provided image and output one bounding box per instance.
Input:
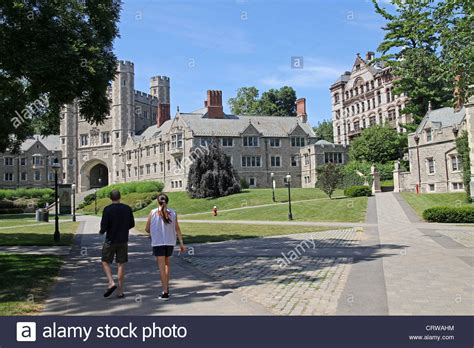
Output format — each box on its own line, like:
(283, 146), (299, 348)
(159, 292), (170, 301)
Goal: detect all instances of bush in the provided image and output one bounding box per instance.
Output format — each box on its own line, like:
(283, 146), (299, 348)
(344, 185), (372, 197)
(96, 181), (164, 199)
(422, 206), (474, 223)
(83, 193), (96, 205)
(240, 177), (250, 189)
(0, 188), (54, 200)
(0, 208), (24, 214)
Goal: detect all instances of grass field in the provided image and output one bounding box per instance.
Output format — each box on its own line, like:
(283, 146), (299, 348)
(80, 192), (155, 214)
(179, 196), (368, 223)
(0, 220), (79, 246)
(134, 188), (345, 217)
(135, 221), (339, 244)
(0, 253), (63, 315)
(400, 192), (470, 217)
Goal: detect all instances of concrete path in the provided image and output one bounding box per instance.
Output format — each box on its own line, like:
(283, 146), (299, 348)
(375, 192), (473, 315)
(42, 192), (473, 315)
(42, 215), (270, 315)
(0, 245), (72, 255)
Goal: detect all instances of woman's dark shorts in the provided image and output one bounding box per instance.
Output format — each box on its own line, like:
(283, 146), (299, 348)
(152, 245), (175, 257)
(102, 242), (128, 264)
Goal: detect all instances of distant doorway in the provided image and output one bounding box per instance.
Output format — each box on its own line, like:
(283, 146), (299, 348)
(89, 163), (109, 189)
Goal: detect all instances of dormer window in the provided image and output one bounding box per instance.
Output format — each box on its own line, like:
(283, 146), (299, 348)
(243, 136), (259, 147)
(172, 133), (183, 148)
(425, 128), (432, 142)
(291, 137), (305, 147)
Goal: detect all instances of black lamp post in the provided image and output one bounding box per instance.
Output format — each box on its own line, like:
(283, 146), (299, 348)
(286, 173), (293, 221)
(271, 172), (276, 203)
(71, 183), (76, 222)
(94, 189), (98, 215)
(52, 158), (61, 241)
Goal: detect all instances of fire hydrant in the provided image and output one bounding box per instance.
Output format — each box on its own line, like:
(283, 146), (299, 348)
(212, 206), (218, 216)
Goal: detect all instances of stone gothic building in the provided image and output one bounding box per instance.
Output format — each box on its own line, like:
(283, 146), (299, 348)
(59, 60), (325, 193)
(330, 52), (410, 145)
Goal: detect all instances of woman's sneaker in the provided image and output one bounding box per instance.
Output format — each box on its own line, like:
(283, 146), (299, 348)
(159, 292), (170, 301)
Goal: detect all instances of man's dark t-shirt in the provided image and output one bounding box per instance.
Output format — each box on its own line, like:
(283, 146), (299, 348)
(99, 203), (135, 244)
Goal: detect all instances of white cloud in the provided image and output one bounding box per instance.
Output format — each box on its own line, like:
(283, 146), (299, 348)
(260, 58), (345, 88)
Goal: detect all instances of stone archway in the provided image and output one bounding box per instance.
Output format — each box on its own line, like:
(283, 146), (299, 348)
(79, 160), (109, 192)
(89, 163), (109, 189)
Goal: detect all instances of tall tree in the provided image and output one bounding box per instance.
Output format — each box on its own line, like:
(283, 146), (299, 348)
(0, 0), (121, 152)
(227, 87), (260, 115)
(349, 125), (407, 164)
(313, 120), (334, 142)
(372, 0), (472, 128)
(228, 86), (297, 116)
(187, 141), (241, 198)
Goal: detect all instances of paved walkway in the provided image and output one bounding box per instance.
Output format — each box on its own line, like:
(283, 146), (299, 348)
(41, 192), (473, 315)
(42, 215), (270, 315)
(375, 192), (473, 315)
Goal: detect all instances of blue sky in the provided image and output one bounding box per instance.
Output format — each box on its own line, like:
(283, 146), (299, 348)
(114, 0), (391, 126)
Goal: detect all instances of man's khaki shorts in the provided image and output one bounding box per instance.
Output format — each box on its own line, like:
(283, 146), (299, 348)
(101, 242), (128, 264)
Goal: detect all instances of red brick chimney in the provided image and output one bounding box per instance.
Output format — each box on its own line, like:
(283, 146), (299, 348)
(296, 98), (307, 123)
(206, 90), (224, 119)
(157, 102), (170, 127)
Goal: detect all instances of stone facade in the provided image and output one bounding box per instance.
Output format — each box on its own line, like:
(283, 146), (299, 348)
(330, 52), (410, 145)
(466, 92), (474, 199)
(300, 140), (349, 188)
(60, 61), (167, 192)
(394, 106), (466, 193)
(0, 135), (62, 189)
(59, 61), (319, 193)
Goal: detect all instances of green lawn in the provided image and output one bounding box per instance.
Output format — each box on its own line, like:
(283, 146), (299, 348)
(180, 196), (368, 223)
(80, 192), (155, 214)
(135, 188), (345, 217)
(0, 221), (79, 246)
(135, 221), (339, 244)
(400, 192), (471, 218)
(0, 253), (63, 315)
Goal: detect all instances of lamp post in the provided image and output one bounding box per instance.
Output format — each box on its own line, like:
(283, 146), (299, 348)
(414, 134), (421, 194)
(71, 183), (76, 222)
(94, 189), (98, 215)
(286, 173), (293, 221)
(52, 158), (61, 241)
(271, 172), (276, 203)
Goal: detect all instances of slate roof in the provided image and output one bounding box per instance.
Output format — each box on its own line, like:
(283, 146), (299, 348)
(140, 109), (315, 139)
(416, 107), (466, 133)
(20, 135), (60, 152)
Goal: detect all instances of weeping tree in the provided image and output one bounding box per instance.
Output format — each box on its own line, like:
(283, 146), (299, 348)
(186, 141), (241, 198)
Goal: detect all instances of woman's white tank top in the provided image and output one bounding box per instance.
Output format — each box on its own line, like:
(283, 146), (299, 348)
(150, 208), (177, 246)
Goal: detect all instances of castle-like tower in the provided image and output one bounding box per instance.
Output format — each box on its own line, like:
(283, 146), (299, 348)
(60, 60), (170, 192)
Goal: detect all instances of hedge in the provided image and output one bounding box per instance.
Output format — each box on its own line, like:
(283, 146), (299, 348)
(422, 206), (474, 223)
(95, 181), (164, 199)
(344, 185), (372, 197)
(0, 188), (54, 200)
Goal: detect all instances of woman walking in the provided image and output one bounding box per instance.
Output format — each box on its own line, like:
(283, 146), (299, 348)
(145, 193), (185, 300)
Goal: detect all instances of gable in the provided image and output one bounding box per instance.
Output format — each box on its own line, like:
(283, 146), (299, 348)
(240, 122), (262, 136)
(288, 123), (308, 136)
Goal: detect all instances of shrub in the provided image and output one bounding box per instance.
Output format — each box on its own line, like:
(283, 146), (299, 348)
(83, 193), (96, 206)
(240, 177), (250, 189)
(96, 181), (164, 199)
(0, 208), (24, 214)
(422, 206), (474, 223)
(344, 185), (372, 197)
(316, 163), (342, 199)
(0, 188), (54, 200)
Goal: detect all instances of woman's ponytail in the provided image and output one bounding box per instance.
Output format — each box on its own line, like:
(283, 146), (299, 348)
(157, 193), (171, 224)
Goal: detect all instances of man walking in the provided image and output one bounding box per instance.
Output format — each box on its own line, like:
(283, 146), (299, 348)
(99, 189), (135, 298)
